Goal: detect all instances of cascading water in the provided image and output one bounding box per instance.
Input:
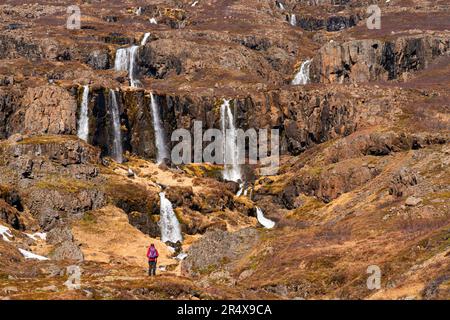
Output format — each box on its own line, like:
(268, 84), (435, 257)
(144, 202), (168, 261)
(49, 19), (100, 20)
(256, 207), (275, 229)
(292, 60), (311, 85)
(159, 192), (183, 244)
(150, 93), (168, 164)
(290, 14), (297, 26)
(77, 85), (89, 142)
(114, 45), (140, 87)
(220, 99), (241, 182)
(109, 90), (123, 163)
(141, 32), (151, 46)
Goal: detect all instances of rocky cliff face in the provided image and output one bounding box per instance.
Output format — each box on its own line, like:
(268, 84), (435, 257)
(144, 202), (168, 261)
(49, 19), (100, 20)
(310, 35), (450, 83)
(0, 0), (449, 300)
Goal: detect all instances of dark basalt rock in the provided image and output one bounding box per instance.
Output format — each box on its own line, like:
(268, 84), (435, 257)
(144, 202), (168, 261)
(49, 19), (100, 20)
(86, 49), (111, 70)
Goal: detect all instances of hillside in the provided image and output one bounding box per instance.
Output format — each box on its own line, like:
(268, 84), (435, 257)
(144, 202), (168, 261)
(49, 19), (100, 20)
(0, 0), (449, 300)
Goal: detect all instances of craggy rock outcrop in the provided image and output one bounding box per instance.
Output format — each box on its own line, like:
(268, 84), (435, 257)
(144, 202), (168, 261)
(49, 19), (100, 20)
(22, 86), (77, 135)
(0, 136), (105, 230)
(388, 167), (419, 197)
(47, 224), (84, 262)
(322, 131), (449, 164)
(24, 188), (105, 231)
(0, 200), (24, 230)
(87, 85), (402, 161)
(298, 15), (360, 32)
(0, 87), (22, 139)
(182, 228), (259, 277)
(310, 35), (450, 83)
(1, 135), (101, 166)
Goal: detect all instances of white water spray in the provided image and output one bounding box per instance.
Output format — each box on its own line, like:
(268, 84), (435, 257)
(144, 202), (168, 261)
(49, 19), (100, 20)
(256, 207), (275, 229)
(150, 93), (168, 164)
(141, 32), (151, 46)
(277, 2), (285, 10)
(159, 192), (183, 243)
(77, 85), (89, 142)
(292, 60), (311, 85)
(290, 14), (297, 26)
(220, 99), (241, 182)
(109, 90), (123, 163)
(114, 45), (140, 87)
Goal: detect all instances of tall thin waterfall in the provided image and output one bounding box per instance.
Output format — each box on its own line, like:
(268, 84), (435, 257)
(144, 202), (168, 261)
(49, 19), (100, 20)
(109, 90), (123, 163)
(256, 207), (275, 229)
(114, 45), (140, 87)
(159, 192), (183, 243)
(150, 93), (168, 164)
(292, 60), (311, 85)
(141, 32), (151, 46)
(220, 99), (241, 182)
(77, 85), (89, 142)
(290, 14), (297, 26)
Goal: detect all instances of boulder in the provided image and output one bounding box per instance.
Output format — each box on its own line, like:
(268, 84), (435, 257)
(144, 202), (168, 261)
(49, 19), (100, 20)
(405, 196), (423, 207)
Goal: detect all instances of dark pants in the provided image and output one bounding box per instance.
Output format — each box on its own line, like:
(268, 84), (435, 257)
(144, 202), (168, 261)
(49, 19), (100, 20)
(148, 261), (157, 276)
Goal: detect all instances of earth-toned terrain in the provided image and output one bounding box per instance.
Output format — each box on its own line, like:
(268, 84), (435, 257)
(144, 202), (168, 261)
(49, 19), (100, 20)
(0, 0), (449, 300)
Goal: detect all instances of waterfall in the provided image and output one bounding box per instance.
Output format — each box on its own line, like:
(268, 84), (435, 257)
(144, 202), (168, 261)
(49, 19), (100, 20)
(236, 182), (244, 196)
(256, 207), (275, 229)
(159, 192), (183, 243)
(141, 32), (151, 46)
(77, 85), (89, 142)
(290, 14), (297, 26)
(114, 46), (140, 87)
(220, 99), (241, 182)
(292, 60), (311, 85)
(150, 93), (168, 164)
(109, 90), (123, 163)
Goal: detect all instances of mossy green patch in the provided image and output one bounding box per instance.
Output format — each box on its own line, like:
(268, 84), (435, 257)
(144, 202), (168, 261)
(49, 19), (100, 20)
(35, 176), (95, 193)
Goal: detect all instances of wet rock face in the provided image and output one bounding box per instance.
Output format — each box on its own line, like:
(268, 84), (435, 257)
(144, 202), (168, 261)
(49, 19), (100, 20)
(86, 49), (111, 70)
(299, 15), (359, 32)
(310, 36), (450, 83)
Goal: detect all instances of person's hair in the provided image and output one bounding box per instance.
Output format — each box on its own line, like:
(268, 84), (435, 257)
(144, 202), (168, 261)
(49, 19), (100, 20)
(150, 243), (155, 246)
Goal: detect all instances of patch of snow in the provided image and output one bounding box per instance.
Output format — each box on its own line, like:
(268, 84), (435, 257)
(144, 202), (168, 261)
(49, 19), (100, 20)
(176, 253), (187, 260)
(158, 265), (167, 272)
(19, 248), (49, 261)
(25, 232), (47, 241)
(149, 18), (158, 24)
(191, 1), (199, 7)
(0, 225), (13, 242)
(256, 207), (275, 229)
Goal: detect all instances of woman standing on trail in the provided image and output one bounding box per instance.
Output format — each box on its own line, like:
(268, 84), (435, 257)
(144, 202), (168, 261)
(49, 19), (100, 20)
(147, 244), (159, 276)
